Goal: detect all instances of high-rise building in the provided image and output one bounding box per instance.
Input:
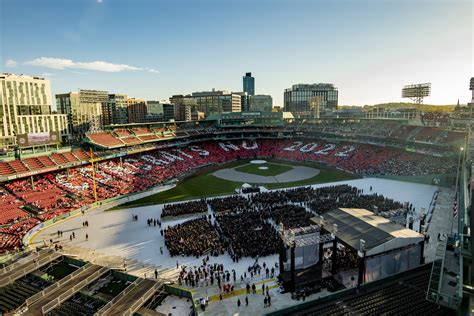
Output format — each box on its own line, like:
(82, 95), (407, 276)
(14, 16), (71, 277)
(243, 72), (255, 96)
(191, 90), (241, 115)
(101, 101), (113, 126)
(56, 89), (108, 137)
(284, 83), (338, 117)
(127, 98), (147, 123)
(0, 73), (70, 149)
(162, 103), (175, 122)
(108, 94), (128, 125)
(169, 95), (194, 121)
(249, 95), (273, 112)
(146, 100), (175, 122)
(308, 96), (324, 118)
(191, 109), (205, 121)
(234, 92), (250, 112)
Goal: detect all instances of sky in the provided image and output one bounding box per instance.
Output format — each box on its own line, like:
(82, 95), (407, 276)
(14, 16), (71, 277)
(1, 0), (473, 107)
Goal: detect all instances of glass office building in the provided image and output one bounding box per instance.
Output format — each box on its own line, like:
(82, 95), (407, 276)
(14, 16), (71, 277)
(191, 90), (241, 115)
(250, 95), (273, 112)
(284, 84), (338, 118)
(243, 72), (255, 96)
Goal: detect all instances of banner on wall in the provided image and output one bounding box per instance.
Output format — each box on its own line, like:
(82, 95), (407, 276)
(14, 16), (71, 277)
(17, 132), (60, 147)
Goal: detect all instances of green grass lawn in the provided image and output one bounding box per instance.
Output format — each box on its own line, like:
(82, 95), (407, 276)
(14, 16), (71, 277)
(111, 159), (359, 210)
(112, 174), (243, 209)
(235, 163), (293, 176)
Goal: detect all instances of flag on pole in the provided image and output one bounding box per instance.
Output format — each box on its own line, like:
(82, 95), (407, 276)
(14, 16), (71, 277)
(453, 200), (458, 218)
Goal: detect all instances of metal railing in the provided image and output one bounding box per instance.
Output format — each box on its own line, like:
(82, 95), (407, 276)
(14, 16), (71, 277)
(0, 248), (49, 276)
(26, 262), (93, 306)
(426, 237), (447, 303)
(127, 282), (162, 315)
(0, 251), (61, 287)
(95, 279), (162, 316)
(41, 265), (108, 314)
(94, 278), (142, 316)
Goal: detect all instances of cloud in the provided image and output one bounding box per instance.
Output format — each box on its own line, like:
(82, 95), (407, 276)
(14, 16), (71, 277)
(5, 59), (17, 67)
(145, 68), (160, 74)
(41, 72), (55, 77)
(97, 0), (103, 3)
(24, 57), (159, 74)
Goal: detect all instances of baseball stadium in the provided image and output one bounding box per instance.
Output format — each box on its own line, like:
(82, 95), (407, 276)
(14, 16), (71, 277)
(0, 113), (472, 315)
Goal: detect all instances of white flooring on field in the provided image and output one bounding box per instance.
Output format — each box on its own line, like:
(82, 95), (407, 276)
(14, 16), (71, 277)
(31, 178), (442, 279)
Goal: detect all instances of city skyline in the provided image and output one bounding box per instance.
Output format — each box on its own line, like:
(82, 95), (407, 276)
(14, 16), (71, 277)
(1, 0), (472, 107)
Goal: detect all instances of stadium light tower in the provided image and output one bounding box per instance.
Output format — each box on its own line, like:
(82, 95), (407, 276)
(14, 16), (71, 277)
(402, 83), (431, 105)
(470, 77), (474, 101)
(469, 78), (474, 128)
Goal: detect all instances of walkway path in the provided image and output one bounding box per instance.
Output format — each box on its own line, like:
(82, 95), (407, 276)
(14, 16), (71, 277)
(424, 186), (457, 262)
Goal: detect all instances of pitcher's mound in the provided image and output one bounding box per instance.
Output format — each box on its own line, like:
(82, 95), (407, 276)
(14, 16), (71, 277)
(250, 160), (267, 164)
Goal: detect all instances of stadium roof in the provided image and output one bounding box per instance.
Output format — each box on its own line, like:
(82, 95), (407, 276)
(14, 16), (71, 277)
(311, 208), (424, 256)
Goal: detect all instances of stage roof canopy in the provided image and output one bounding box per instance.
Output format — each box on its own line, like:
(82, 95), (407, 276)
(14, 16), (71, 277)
(311, 208), (424, 256)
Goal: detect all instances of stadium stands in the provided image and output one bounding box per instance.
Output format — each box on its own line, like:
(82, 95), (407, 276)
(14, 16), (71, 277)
(0, 123), (463, 254)
(23, 158), (45, 171)
(37, 156), (57, 168)
(62, 152), (79, 163)
(0, 123), (463, 182)
(412, 127), (444, 143)
(50, 153), (69, 165)
(0, 121), (463, 316)
(114, 129), (132, 137)
(0, 218), (40, 252)
(78, 123), (467, 151)
(131, 127), (152, 136)
(0, 280), (42, 313)
(87, 132), (124, 147)
(72, 149), (91, 161)
(0, 187), (28, 225)
(138, 134), (160, 142)
(440, 131), (466, 144)
(391, 125), (418, 139)
(280, 263), (453, 316)
(0, 162), (16, 176)
(0, 254), (161, 316)
(121, 136), (141, 145)
(9, 161), (29, 174)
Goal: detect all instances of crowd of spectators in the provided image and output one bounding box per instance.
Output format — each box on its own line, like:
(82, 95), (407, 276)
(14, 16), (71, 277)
(208, 196), (249, 214)
(178, 261), (227, 288)
(161, 184), (408, 260)
(262, 204), (313, 229)
(304, 185), (406, 214)
(164, 217), (225, 257)
(216, 211), (280, 261)
(161, 200), (208, 218)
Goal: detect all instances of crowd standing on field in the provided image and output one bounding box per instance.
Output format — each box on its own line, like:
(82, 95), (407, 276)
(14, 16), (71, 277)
(163, 184), (410, 261)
